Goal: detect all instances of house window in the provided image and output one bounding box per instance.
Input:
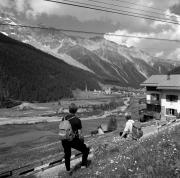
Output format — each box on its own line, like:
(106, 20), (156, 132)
(147, 104), (161, 112)
(166, 95), (178, 102)
(151, 93), (159, 101)
(166, 108), (177, 116)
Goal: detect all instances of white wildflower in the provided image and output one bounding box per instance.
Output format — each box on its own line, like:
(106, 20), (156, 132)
(110, 160), (114, 163)
(95, 171), (101, 175)
(128, 169), (133, 172)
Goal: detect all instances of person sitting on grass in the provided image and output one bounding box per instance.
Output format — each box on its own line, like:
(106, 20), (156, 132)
(91, 125), (104, 136)
(90, 116), (117, 136)
(120, 112), (134, 140)
(107, 115), (117, 132)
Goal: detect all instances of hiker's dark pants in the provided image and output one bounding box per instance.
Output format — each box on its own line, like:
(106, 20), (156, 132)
(62, 138), (89, 171)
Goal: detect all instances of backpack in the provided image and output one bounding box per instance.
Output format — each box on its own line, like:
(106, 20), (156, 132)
(132, 121), (143, 140)
(58, 116), (75, 141)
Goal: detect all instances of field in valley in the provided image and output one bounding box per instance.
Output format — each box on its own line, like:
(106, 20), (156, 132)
(0, 94), (123, 119)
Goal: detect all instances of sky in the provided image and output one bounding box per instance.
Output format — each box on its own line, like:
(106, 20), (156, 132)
(0, 0), (180, 60)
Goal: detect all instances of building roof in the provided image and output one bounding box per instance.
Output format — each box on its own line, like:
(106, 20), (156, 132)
(141, 75), (180, 90)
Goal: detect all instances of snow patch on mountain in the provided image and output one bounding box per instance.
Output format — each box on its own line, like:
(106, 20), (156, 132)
(111, 65), (128, 83)
(8, 21), (17, 25)
(128, 47), (153, 63)
(78, 38), (102, 51)
(99, 56), (111, 63)
(120, 66), (129, 78)
(135, 64), (148, 78)
(0, 31), (8, 36)
(4, 17), (11, 21)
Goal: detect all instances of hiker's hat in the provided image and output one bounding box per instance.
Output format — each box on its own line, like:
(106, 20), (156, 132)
(125, 112), (131, 116)
(69, 103), (78, 113)
(125, 112), (131, 119)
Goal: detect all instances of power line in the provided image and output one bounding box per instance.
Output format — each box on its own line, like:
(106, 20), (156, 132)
(1, 23), (180, 43)
(110, 0), (165, 12)
(138, 47), (175, 51)
(55, 0), (179, 24)
(44, 0), (180, 25)
(85, 0), (174, 20)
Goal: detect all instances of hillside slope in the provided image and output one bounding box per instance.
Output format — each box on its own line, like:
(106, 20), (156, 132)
(0, 33), (100, 102)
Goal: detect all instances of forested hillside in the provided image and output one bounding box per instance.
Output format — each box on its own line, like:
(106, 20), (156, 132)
(0, 33), (100, 102)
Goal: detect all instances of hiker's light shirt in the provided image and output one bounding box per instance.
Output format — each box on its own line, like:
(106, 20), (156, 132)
(98, 128), (104, 135)
(124, 120), (134, 133)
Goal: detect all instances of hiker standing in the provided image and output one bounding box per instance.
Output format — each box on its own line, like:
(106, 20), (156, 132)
(59, 103), (90, 173)
(120, 112), (134, 139)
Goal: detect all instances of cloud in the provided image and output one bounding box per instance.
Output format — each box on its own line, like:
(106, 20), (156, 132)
(25, 13), (120, 34)
(104, 30), (150, 47)
(0, 0), (10, 7)
(170, 2), (180, 15)
(26, 0), (66, 16)
(0, 0), (180, 60)
(0, 0), (114, 22)
(168, 48), (180, 60)
(0, 0), (178, 34)
(0, 0), (29, 14)
(15, 0), (26, 12)
(105, 16), (180, 59)
(155, 51), (164, 57)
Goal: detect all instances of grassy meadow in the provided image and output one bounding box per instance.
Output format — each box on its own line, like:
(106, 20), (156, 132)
(62, 125), (180, 178)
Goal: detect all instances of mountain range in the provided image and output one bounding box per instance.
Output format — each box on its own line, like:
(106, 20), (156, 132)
(0, 12), (180, 101)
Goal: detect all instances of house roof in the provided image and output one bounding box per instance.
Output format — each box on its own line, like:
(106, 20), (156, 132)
(141, 75), (180, 90)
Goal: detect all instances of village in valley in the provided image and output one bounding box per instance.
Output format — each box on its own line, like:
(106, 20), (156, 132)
(0, 0), (180, 178)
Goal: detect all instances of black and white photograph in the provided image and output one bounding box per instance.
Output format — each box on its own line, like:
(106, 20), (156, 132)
(0, 0), (180, 177)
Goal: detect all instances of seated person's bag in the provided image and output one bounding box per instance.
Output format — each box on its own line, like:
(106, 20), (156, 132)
(132, 121), (143, 140)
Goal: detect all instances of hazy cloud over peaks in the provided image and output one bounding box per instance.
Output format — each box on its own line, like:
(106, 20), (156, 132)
(170, 2), (180, 15)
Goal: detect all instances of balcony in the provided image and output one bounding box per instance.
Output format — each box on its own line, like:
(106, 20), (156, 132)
(146, 100), (160, 105)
